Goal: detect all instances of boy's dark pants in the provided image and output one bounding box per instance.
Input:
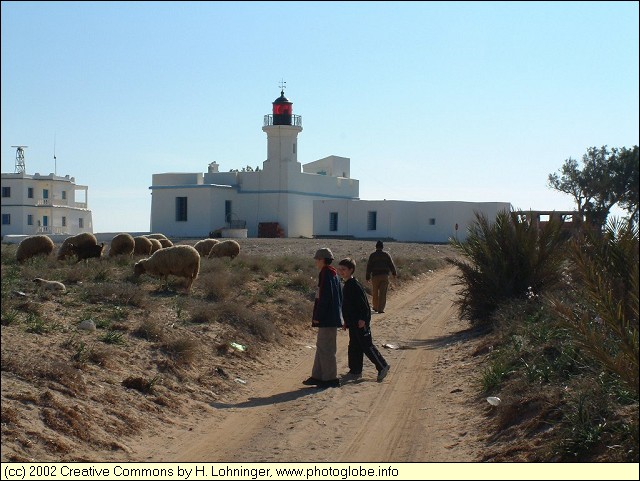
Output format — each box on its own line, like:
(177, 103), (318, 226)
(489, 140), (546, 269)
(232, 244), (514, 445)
(347, 325), (388, 374)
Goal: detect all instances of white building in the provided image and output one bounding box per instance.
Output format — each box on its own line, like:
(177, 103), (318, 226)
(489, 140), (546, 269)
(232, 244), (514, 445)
(1, 148), (93, 237)
(313, 199), (511, 243)
(150, 90), (512, 242)
(150, 90), (359, 238)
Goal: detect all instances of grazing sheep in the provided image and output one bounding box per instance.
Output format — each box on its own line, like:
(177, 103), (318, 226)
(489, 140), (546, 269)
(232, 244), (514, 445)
(57, 232), (98, 260)
(33, 277), (66, 292)
(146, 233), (168, 240)
(208, 239), (241, 259)
(158, 238), (174, 248)
(133, 236), (153, 255)
(76, 242), (105, 262)
(109, 233), (135, 257)
(148, 238), (163, 253)
(16, 235), (55, 263)
(134, 245), (200, 292)
(194, 238), (220, 257)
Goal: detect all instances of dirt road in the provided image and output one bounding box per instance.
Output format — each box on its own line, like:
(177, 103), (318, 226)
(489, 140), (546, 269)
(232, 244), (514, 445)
(129, 266), (485, 462)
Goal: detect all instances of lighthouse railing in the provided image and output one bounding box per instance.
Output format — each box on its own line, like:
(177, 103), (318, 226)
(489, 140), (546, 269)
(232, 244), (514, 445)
(263, 114), (302, 127)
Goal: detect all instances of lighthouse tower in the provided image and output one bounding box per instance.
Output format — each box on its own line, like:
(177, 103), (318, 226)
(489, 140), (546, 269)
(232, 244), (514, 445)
(262, 87), (303, 169)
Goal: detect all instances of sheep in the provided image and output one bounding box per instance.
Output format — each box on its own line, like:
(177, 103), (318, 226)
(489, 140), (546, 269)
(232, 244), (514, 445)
(109, 233), (135, 257)
(133, 245), (200, 292)
(32, 277), (66, 292)
(208, 239), (241, 259)
(76, 242), (105, 262)
(158, 238), (174, 248)
(194, 238), (220, 257)
(16, 235), (55, 263)
(145, 233), (168, 240)
(148, 238), (163, 253)
(133, 236), (153, 255)
(57, 232), (98, 260)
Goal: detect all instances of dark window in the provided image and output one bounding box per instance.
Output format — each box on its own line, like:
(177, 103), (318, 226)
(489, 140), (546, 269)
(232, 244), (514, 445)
(367, 211), (377, 231)
(62, 191), (67, 200)
(176, 197), (188, 222)
(429, 218), (436, 226)
(43, 189), (49, 199)
(28, 187), (34, 198)
(1, 187), (10, 198)
(225, 200), (232, 223)
(2, 214), (10, 225)
(27, 214), (33, 225)
(330, 212), (338, 231)
(79, 218), (84, 228)
(62, 217), (67, 227)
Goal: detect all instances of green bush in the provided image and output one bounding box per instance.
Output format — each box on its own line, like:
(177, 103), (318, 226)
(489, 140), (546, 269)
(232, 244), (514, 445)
(447, 210), (569, 322)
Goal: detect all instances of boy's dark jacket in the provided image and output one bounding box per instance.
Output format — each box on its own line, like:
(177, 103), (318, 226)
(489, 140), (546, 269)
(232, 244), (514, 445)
(341, 277), (371, 328)
(312, 265), (343, 327)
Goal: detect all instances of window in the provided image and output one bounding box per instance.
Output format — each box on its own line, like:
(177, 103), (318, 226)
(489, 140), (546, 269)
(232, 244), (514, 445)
(43, 216), (48, 227)
(43, 189), (49, 199)
(367, 211), (377, 231)
(62, 191), (67, 200)
(28, 187), (34, 198)
(2, 214), (10, 225)
(429, 218), (436, 226)
(225, 200), (232, 223)
(62, 217), (66, 227)
(293, 143), (296, 154)
(176, 197), (188, 222)
(1, 187), (10, 198)
(27, 214), (33, 225)
(79, 218), (84, 228)
(330, 212), (338, 231)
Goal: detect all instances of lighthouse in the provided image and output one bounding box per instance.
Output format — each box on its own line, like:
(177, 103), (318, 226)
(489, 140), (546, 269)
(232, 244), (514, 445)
(262, 88), (303, 167)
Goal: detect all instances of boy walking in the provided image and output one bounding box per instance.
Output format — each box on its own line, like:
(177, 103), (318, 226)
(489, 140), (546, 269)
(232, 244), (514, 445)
(337, 257), (390, 382)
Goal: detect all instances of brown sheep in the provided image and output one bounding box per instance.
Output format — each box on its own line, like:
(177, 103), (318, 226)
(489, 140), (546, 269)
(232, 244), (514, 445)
(148, 238), (163, 253)
(194, 238), (220, 257)
(57, 232), (98, 260)
(134, 245), (200, 292)
(158, 238), (174, 248)
(146, 233), (168, 240)
(208, 240), (241, 259)
(133, 236), (153, 255)
(109, 233), (135, 257)
(16, 235), (55, 263)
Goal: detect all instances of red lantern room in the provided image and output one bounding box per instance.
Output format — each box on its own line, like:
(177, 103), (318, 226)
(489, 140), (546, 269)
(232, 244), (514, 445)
(272, 90), (293, 125)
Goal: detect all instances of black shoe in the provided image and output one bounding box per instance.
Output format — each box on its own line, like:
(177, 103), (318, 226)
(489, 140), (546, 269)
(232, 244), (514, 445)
(322, 378), (341, 388)
(302, 377), (322, 386)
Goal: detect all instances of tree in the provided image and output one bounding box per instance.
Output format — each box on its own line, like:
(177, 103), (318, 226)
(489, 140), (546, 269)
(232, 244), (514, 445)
(548, 145), (640, 228)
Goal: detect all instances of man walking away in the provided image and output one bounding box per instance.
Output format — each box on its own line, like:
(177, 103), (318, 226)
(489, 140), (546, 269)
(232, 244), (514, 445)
(365, 240), (397, 314)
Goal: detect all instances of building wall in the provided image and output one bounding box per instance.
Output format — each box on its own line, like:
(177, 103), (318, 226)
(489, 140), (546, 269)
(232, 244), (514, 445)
(313, 199), (512, 243)
(302, 155), (351, 178)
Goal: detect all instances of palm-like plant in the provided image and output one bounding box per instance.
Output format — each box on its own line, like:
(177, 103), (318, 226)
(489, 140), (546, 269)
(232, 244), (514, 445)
(448, 210), (569, 322)
(549, 218), (639, 397)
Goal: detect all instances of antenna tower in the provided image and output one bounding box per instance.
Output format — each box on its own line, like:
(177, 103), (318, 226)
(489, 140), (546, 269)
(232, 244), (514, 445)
(11, 145), (28, 173)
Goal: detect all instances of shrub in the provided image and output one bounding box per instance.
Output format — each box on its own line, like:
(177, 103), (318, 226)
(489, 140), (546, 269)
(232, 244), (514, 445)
(447, 210), (569, 322)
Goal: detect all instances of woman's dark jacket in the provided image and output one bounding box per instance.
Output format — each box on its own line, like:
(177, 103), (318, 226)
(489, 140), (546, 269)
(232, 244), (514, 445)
(312, 265), (343, 328)
(341, 277), (371, 328)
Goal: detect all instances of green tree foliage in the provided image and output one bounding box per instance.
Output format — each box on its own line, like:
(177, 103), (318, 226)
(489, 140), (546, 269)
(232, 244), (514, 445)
(447, 210), (569, 322)
(548, 145), (639, 227)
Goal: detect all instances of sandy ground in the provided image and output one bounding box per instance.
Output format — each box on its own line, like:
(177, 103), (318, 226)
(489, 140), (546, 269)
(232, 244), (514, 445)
(122, 265), (486, 463)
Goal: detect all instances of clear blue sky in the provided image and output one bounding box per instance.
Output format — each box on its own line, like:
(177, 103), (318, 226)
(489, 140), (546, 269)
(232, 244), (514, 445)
(2, 1), (638, 233)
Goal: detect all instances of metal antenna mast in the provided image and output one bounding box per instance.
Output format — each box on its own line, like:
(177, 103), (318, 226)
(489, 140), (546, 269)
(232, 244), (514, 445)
(11, 145), (28, 173)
